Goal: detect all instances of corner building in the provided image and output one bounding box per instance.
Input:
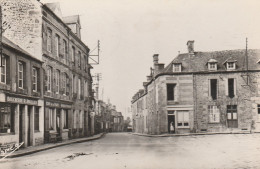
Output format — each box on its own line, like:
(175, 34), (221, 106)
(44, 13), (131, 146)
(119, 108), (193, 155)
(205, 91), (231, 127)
(132, 41), (260, 135)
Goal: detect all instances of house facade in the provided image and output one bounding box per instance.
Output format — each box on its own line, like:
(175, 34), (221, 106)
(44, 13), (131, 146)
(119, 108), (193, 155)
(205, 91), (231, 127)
(0, 37), (44, 148)
(0, 0), (95, 145)
(132, 41), (260, 135)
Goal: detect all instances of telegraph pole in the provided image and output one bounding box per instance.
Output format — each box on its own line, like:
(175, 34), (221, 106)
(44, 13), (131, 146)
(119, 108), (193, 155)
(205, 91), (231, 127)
(246, 38), (249, 85)
(0, 6), (3, 67)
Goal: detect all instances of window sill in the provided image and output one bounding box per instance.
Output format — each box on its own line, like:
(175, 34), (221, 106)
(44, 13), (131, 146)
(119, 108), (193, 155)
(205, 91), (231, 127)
(0, 132), (15, 136)
(177, 126), (190, 129)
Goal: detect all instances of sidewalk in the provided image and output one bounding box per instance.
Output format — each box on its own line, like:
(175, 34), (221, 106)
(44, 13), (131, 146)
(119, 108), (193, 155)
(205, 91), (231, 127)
(132, 131), (253, 137)
(1, 133), (105, 159)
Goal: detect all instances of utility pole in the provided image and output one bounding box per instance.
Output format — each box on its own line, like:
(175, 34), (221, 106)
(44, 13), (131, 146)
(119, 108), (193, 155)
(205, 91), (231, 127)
(0, 6), (3, 67)
(246, 38), (249, 85)
(89, 40), (100, 65)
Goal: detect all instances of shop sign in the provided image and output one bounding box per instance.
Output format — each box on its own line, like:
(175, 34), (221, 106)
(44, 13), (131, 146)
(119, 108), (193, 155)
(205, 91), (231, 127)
(46, 101), (60, 108)
(6, 96), (38, 105)
(61, 104), (72, 109)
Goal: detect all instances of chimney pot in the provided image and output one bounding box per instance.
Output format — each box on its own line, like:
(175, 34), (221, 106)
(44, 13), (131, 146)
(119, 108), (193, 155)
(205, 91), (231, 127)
(153, 54), (159, 64)
(187, 40), (195, 54)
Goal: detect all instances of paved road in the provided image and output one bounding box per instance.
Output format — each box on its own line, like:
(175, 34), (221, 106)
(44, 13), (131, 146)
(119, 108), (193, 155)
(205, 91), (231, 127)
(1, 133), (260, 169)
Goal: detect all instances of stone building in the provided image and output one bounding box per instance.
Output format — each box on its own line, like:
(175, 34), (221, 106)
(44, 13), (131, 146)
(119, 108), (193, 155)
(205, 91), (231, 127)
(132, 41), (260, 135)
(0, 36), (44, 148)
(0, 0), (94, 144)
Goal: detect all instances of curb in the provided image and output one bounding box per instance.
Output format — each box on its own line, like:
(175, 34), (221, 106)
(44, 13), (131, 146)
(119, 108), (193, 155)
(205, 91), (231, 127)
(2, 133), (105, 158)
(131, 131), (253, 137)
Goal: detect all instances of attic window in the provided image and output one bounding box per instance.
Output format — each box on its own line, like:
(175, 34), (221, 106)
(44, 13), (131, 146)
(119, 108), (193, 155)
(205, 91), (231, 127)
(208, 63), (217, 71)
(227, 62), (235, 70)
(173, 63), (181, 72)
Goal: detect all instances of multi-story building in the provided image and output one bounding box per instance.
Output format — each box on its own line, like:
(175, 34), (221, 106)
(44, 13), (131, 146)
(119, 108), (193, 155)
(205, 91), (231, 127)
(0, 1), (94, 144)
(132, 41), (260, 135)
(0, 36), (44, 148)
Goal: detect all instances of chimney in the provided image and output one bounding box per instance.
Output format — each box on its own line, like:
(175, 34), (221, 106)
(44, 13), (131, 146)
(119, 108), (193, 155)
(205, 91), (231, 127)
(147, 75), (152, 81)
(153, 54), (159, 65)
(187, 40), (194, 54)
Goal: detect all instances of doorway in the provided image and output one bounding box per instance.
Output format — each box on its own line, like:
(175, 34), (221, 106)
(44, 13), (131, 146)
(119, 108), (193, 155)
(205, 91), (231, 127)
(27, 106), (31, 146)
(168, 112), (175, 133)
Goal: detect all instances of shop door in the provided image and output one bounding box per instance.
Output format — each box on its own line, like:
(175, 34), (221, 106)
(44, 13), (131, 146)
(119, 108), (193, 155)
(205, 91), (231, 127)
(27, 106), (31, 146)
(19, 105), (24, 143)
(227, 105), (238, 128)
(168, 111), (175, 133)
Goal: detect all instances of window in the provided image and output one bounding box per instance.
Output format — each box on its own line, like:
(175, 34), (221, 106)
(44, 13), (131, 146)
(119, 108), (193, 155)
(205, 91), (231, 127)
(47, 28), (52, 52)
(208, 63), (217, 70)
(66, 74), (70, 96)
(209, 79), (217, 100)
(173, 64), (181, 72)
(18, 62), (24, 89)
(32, 68), (37, 92)
(257, 105), (260, 121)
(72, 46), (75, 64)
(78, 78), (81, 99)
(0, 56), (6, 84)
(228, 78), (235, 98)
(47, 66), (52, 92)
(227, 105), (238, 128)
(177, 111), (189, 127)
(0, 104), (14, 133)
(63, 110), (68, 129)
(48, 108), (55, 130)
(34, 107), (40, 131)
(167, 84), (176, 101)
(55, 34), (60, 57)
(79, 111), (83, 128)
(62, 40), (67, 61)
(55, 69), (60, 94)
(227, 62), (235, 70)
(208, 105), (220, 123)
(78, 51), (81, 68)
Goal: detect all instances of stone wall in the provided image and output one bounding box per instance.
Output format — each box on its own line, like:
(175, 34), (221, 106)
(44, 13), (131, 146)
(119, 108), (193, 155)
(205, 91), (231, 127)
(0, 0), (42, 61)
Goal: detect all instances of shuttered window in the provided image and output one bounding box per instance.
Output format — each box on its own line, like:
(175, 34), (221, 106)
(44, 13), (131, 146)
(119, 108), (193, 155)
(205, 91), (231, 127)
(208, 105), (220, 123)
(0, 56), (6, 84)
(177, 111), (189, 127)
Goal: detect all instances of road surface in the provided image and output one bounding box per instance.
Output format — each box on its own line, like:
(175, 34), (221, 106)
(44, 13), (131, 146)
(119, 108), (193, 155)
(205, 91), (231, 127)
(1, 133), (260, 169)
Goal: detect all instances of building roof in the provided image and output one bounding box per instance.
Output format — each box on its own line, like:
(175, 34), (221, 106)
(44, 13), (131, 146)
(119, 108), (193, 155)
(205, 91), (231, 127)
(3, 36), (41, 62)
(63, 15), (80, 26)
(45, 3), (63, 19)
(163, 49), (260, 73)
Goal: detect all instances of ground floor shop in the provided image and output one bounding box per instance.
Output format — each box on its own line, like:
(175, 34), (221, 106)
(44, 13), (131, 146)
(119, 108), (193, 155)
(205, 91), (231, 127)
(0, 94), (44, 148)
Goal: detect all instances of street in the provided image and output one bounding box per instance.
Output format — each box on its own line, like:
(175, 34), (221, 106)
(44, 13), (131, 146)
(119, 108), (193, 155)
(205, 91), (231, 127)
(1, 133), (260, 169)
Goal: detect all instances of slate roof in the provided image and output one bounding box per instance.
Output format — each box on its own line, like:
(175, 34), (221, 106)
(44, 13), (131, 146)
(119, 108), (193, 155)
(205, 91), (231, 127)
(163, 49), (260, 73)
(2, 36), (41, 62)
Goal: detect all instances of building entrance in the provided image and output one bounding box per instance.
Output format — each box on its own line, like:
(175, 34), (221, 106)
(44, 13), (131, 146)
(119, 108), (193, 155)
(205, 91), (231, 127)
(168, 112), (175, 134)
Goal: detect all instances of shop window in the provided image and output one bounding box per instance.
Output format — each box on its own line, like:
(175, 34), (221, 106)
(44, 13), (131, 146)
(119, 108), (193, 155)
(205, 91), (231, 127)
(208, 105), (220, 123)
(228, 78), (235, 98)
(47, 28), (52, 53)
(18, 61), (25, 89)
(177, 111), (189, 127)
(0, 55), (6, 84)
(32, 67), (37, 92)
(209, 79), (217, 100)
(167, 84), (176, 101)
(0, 104), (14, 133)
(63, 110), (68, 129)
(79, 111), (83, 128)
(49, 108), (54, 130)
(34, 107), (40, 131)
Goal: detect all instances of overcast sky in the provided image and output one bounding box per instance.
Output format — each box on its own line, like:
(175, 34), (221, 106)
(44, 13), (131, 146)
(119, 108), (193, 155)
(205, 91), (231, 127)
(41, 0), (260, 117)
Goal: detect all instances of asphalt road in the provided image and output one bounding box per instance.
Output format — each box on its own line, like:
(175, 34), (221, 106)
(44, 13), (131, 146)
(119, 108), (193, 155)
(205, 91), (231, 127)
(1, 133), (260, 169)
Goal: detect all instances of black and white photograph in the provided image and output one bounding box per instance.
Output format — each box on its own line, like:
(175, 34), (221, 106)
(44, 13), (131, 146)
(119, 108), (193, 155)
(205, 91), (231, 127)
(0, 0), (260, 168)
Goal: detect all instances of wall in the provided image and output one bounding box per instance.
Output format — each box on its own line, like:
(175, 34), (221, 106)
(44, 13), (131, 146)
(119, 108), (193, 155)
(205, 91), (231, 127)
(0, 0), (42, 61)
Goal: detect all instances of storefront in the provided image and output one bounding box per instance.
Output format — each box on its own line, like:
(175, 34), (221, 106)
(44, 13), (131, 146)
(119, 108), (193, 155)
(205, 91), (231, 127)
(0, 94), (44, 148)
(44, 99), (72, 142)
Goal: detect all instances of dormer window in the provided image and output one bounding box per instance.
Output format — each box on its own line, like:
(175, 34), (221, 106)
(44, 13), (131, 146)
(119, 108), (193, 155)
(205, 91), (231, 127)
(227, 62), (235, 70)
(173, 63), (182, 72)
(207, 59), (217, 71)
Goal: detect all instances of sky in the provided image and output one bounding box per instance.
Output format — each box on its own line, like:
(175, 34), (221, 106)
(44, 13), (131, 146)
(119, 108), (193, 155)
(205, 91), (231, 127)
(41, 0), (260, 117)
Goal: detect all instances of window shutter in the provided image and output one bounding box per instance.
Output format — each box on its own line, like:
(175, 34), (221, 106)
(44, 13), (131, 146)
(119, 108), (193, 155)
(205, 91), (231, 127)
(44, 70), (48, 92)
(225, 78), (228, 96)
(53, 70), (56, 93)
(37, 69), (40, 92)
(6, 57), (10, 85)
(208, 79), (211, 97)
(23, 63), (26, 89)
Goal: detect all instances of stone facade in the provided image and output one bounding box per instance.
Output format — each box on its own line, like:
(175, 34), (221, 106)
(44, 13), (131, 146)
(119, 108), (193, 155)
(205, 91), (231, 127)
(132, 41), (260, 135)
